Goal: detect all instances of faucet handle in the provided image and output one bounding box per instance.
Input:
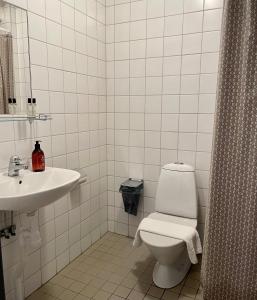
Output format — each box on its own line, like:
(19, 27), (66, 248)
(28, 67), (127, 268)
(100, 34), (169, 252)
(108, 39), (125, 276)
(8, 156), (28, 177)
(10, 155), (22, 164)
(9, 156), (28, 169)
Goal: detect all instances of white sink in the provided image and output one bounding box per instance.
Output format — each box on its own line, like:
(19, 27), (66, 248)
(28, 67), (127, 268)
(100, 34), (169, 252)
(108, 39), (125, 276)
(0, 167), (80, 212)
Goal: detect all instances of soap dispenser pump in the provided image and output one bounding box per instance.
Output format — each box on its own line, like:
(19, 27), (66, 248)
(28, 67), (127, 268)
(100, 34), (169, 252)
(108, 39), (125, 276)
(32, 141), (45, 172)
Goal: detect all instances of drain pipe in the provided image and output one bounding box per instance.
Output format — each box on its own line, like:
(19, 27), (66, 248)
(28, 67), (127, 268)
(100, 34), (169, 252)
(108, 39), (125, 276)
(0, 238), (6, 300)
(0, 211), (17, 300)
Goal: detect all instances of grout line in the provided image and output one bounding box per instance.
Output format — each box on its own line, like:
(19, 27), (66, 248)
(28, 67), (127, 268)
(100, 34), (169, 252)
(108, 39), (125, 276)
(160, 0), (166, 168)
(176, 0), (186, 161)
(113, 0), (117, 235)
(127, 0), (132, 237)
(107, 6), (222, 24)
(195, 0), (207, 172)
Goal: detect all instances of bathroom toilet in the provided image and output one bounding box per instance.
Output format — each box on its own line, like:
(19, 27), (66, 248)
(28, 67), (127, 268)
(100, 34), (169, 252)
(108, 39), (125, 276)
(139, 163), (198, 289)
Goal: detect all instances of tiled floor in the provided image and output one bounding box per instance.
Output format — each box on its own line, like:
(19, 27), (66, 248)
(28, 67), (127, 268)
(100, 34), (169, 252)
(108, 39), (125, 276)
(27, 233), (203, 300)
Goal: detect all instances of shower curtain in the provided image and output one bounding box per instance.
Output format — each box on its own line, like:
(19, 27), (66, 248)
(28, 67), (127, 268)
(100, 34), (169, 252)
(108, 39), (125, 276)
(202, 0), (257, 299)
(0, 34), (14, 114)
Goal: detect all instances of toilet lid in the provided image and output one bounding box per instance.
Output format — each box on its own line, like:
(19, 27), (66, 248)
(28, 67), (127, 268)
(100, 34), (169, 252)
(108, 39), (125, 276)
(140, 213), (197, 248)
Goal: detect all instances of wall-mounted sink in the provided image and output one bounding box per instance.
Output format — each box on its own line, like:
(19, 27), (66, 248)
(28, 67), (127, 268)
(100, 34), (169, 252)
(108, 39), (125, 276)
(0, 167), (80, 212)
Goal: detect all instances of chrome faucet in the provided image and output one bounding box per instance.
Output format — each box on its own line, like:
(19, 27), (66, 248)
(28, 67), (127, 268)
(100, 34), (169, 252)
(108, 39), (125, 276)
(8, 156), (28, 177)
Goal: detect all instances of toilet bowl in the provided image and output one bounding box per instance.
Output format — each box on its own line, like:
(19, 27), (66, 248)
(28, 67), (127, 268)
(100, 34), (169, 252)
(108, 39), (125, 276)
(137, 163), (199, 289)
(140, 212), (197, 288)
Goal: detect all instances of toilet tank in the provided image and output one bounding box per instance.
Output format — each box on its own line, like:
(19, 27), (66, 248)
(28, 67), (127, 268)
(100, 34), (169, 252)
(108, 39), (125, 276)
(155, 163), (197, 219)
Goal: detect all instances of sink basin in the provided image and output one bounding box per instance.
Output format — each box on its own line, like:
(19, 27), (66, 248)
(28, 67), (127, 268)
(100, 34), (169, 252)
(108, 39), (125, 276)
(0, 167), (80, 212)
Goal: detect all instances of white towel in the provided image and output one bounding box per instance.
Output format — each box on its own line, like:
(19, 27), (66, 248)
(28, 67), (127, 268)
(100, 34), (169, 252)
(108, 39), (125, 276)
(133, 218), (202, 264)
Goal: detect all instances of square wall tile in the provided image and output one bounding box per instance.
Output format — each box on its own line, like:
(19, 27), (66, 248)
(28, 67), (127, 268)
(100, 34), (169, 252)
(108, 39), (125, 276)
(184, 0), (204, 13)
(183, 12), (203, 34)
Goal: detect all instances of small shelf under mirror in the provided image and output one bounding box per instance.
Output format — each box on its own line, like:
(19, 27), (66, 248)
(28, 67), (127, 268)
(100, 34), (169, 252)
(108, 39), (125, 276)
(0, 114), (52, 123)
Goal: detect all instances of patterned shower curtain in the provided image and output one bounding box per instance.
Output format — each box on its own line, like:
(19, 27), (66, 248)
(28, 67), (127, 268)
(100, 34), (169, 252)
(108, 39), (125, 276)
(201, 0), (257, 299)
(0, 34), (14, 114)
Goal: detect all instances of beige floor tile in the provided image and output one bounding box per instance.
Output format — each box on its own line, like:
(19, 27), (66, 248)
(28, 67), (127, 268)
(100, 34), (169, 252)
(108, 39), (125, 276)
(41, 282), (64, 297)
(43, 295), (57, 300)
(147, 286), (165, 298)
(26, 290), (53, 300)
(102, 282), (118, 293)
(97, 270), (113, 280)
(114, 285), (131, 298)
(102, 254), (115, 262)
(91, 250), (104, 259)
(121, 276), (137, 289)
(73, 263), (88, 273)
(178, 296), (194, 300)
(162, 291), (179, 300)
(54, 276), (75, 289)
(90, 277), (106, 288)
(74, 294), (90, 300)
(116, 267), (130, 276)
(82, 247), (95, 255)
(165, 283), (183, 295)
(144, 296), (159, 300)
(98, 245), (110, 251)
(128, 290), (145, 300)
(180, 286), (197, 298)
(57, 289), (77, 300)
(109, 273), (124, 284)
(25, 291), (40, 300)
(67, 270), (85, 281)
(132, 268), (145, 278)
(70, 261), (81, 270)
(79, 273), (94, 285)
(138, 272), (153, 285)
(93, 290), (112, 300)
(109, 295), (125, 300)
(84, 257), (98, 266)
(87, 266), (101, 276)
(69, 282), (86, 293)
(60, 268), (72, 278)
(126, 272), (140, 282)
(134, 282), (150, 293)
(80, 285), (99, 298)
(184, 278), (200, 289)
(62, 265), (74, 273)
(49, 274), (64, 285)
(102, 263), (114, 272)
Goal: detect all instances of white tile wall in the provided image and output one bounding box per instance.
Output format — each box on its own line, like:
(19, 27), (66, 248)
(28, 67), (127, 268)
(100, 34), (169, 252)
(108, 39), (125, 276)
(1, 0), (107, 299)
(0, 0), (224, 298)
(106, 0), (223, 240)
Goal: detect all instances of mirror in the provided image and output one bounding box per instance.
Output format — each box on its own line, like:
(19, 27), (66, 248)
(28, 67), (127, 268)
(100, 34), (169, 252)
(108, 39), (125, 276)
(0, 2), (31, 115)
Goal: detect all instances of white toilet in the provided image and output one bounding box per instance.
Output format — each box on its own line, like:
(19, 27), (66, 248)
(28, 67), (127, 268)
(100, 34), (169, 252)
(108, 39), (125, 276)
(139, 163), (198, 288)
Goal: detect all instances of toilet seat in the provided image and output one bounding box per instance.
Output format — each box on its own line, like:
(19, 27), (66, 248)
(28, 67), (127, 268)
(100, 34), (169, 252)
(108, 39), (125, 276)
(140, 213), (197, 248)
